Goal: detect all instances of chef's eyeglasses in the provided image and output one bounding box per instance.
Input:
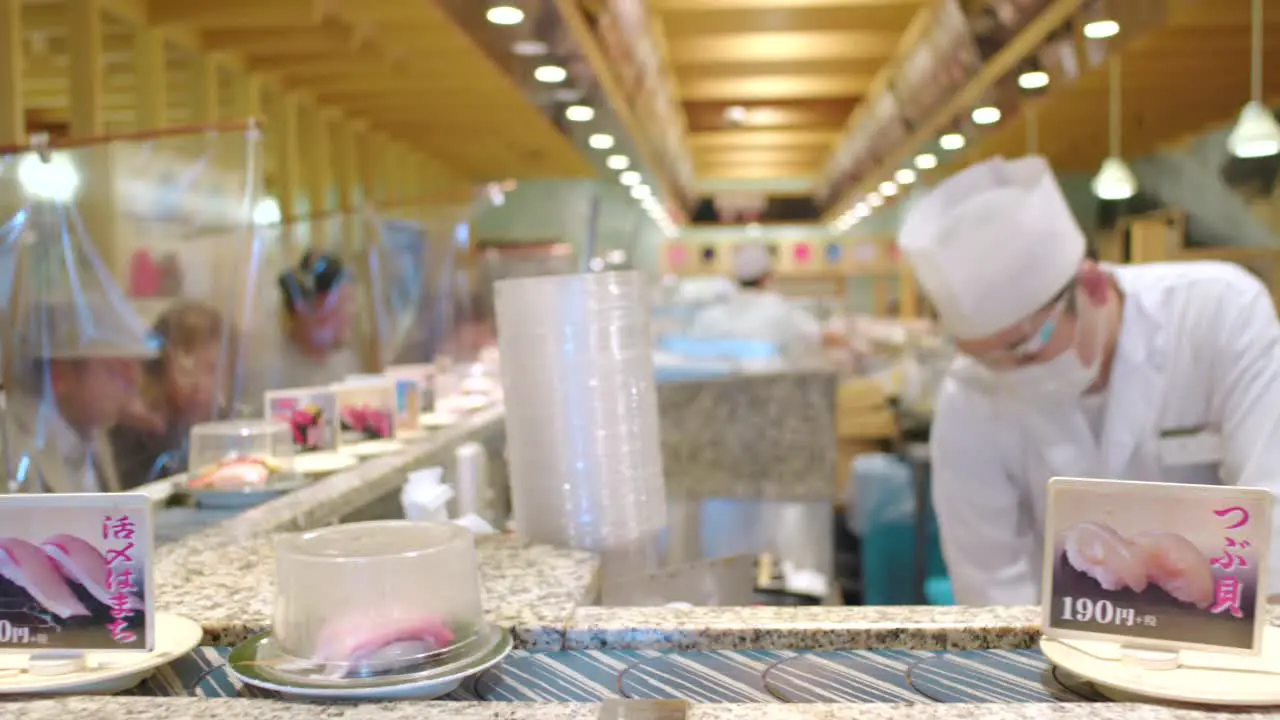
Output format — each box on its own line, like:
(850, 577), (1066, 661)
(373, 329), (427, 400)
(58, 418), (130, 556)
(980, 279), (1079, 366)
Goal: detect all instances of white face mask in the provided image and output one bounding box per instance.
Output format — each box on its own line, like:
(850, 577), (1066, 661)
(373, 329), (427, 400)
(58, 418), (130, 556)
(997, 337), (1102, 402)
(954, 303), (1106, 404)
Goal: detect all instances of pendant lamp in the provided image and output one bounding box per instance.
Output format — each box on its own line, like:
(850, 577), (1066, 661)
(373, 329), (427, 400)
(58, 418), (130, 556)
(1091, 58), (1137, 201)
(1228, 0), (1280, 158)
(1026, 105), (1039, 155)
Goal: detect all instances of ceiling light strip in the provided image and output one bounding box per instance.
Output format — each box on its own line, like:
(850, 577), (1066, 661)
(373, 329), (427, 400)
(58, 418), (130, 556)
(820, 0), (1090, 222)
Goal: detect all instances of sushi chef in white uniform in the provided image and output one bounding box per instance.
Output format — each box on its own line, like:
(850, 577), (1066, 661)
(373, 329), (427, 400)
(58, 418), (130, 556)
(898, 154), (1280, 606)
(688, 243), (822, 356)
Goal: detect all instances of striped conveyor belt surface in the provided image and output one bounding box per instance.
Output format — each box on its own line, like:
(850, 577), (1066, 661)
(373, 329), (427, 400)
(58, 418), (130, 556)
(120, 647), (1112, 703)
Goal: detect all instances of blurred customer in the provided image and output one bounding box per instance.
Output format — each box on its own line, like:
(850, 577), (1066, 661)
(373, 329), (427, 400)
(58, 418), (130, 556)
(6, 304), (155, 494)
(238, 251), (362, 412)
(688, 243), (821, 355)
(110, 301), (231, 487)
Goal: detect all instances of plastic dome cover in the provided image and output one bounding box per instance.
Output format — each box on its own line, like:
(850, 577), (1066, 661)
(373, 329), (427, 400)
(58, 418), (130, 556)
(0, 123), (262, 493)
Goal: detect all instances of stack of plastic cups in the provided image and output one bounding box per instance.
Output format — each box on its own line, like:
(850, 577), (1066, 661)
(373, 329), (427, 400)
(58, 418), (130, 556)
(495, 271), (667, 584)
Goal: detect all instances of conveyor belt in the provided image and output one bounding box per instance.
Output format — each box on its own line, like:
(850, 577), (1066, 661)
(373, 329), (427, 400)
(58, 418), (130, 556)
(122, 647), (1108, 703)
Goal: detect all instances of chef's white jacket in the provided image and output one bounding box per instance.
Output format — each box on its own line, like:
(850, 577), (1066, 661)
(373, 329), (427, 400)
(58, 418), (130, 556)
(931, 261), (1280, 605)
(687, 289), (821, 357)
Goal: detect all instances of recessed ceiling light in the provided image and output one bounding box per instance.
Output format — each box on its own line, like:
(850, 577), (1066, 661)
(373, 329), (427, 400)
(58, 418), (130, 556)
(868, 192), (884, 207)
(971, 106), (1002, 125)
(913, 153), (938, 170)
(879, 181), (898, 197)
(619, 170), (642, 186)
(606, 154), (630, 170)
(534, 65), (567, 83)
(724, 105), (749, 124)
(511, 40), (548, 56)
(486, 5), (524, 25)
(631, 184), (653, 200)
(939, 133), (966, 151)
(588, 133), (615, 150)
(1083, 19), (1120, 39)
(894, 168), (917, 185)
(1018, 70), (1050, 90)
(565, 105), (594, 122)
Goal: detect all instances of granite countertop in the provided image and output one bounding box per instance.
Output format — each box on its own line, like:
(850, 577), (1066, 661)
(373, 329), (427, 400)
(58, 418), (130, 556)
(157, 530), (595, 649)
(10, 698), (1278, 719)
(561, 603), (1280, 652)
(563, 605), (1042, 651)
(658, 368), (837, 502)
(150, 405), (599, 650)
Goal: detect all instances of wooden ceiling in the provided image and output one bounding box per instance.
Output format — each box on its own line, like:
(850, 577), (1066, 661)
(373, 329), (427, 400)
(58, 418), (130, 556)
(650, 0), (929, 186)
(952, 1), (1280, 175)
(11, 0), (593, 181)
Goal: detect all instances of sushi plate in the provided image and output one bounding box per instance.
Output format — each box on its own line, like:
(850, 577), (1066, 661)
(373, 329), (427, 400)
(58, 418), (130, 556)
(436, 395), (490, 414)
(186, 477), (309, 510)
(0, 613), (202, 695)
(419, 412), (460, 430)
(1040, 626), (1280, 706)
(344, 439), (405, 458)
(227, 623), (513, 700)
(291, 452), (359, 477)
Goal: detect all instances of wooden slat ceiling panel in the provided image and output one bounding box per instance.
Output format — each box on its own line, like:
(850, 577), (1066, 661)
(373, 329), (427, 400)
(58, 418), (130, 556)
(965, 8), (1280, 175)
(17, 0), (593, 180)
(653, 0), (928, 183)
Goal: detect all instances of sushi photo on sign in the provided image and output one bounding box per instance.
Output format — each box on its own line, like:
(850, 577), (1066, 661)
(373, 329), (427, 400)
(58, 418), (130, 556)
(0, 494), (153, 651)
(1042, 478), (1271, 654)
(265, 387), (339, 453)
(333, 380), (396, 443)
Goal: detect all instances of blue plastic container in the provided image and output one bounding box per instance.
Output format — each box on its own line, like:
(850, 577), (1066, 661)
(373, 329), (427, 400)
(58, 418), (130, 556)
(849, 453), (948, 605)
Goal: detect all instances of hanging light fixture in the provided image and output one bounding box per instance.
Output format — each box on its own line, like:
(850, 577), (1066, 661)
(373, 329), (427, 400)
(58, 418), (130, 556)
(1091, 58), (1138, 201)
(486, 5), (525, 25)
(1018, 70), (1050, 90)
(1025, 105), (1040, 155)
(1228, 0), (1280, 158)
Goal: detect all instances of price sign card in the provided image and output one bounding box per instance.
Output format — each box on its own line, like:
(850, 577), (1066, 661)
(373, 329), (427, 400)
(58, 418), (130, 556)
(332, 380), (396, 443)
(264, 387), (340, 453)
(0, 494), (153, 652)
(391, 378), (422, 436)
(1042, 477), (1272, 655)
(387, 365), (435, 413)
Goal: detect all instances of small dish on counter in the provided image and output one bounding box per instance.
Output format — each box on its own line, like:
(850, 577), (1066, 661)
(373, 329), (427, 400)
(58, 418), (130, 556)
(228, 520), (511, 700)
(344, 439), (404, 458)
(419, 412), (460, 430)
(0, 613), (203, 695)
(182, 420), (305, 509)
(291, 451), (359, 476)
(435, 395), (490, 415)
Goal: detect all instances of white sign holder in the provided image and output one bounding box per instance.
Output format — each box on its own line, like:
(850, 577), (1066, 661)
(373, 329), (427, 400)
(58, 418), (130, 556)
(1038, 477), (1280, 705)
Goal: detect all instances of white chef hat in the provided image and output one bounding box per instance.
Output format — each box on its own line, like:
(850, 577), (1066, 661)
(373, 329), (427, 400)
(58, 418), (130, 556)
(897, 155), (1085, 339)
(733, 243), (773, 283)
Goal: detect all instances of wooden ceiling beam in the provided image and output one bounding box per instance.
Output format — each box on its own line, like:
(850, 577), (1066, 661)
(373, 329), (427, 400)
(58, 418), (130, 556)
(823, 0), (1092, 218)
(667, 30), (898, 64)
(675, 58), (887, 80)
(689, 128), (840, 148)
(200, 28), (353, 55)
(659, 4), (917, 36)
(680, 73), (875, 102)
(147, 0), (328, 28)
(652, 0), (928, 10)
